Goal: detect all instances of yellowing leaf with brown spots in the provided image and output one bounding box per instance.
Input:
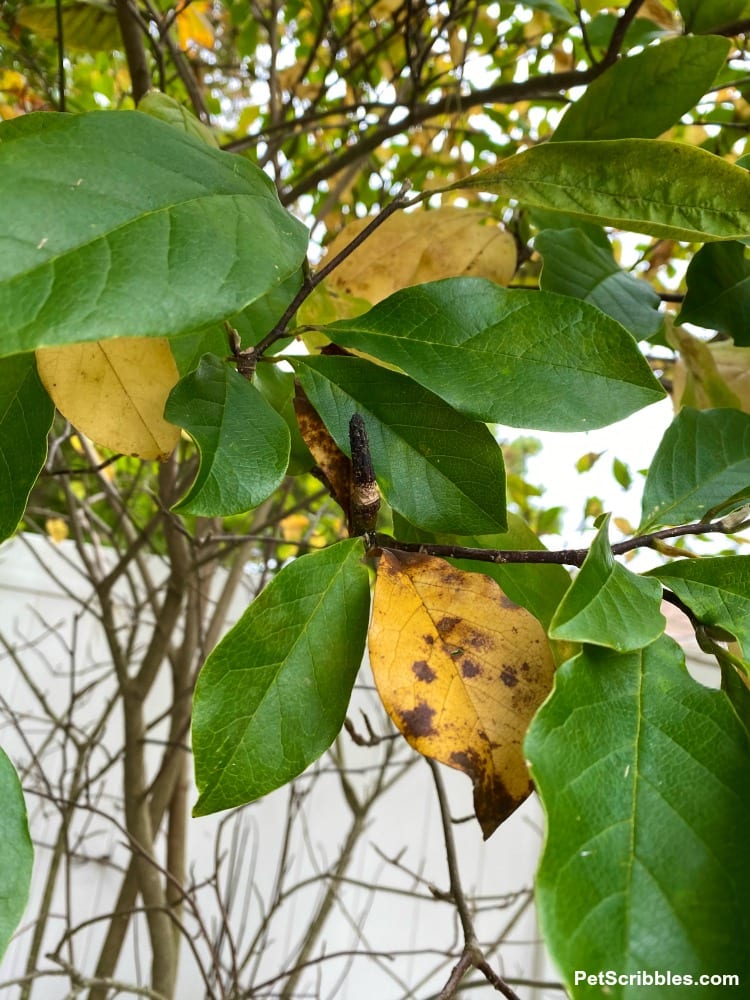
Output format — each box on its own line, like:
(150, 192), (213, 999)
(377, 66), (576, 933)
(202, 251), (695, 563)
(369, 549), (555, 838)
(299, 207), (517, 327)
(36, 337), (180, 460)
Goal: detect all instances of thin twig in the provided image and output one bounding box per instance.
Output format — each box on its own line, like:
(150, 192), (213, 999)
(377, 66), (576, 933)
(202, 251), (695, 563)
(428, 761), (521, 1000)
(369, 515), (745, 568)
(242, 182), (415, 364)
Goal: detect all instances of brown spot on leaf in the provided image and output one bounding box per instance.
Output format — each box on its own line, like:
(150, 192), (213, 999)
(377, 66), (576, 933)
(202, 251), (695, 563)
(500, 667), (518, 687)
(500, 594), (520, 610)
(399, 701), (437, 738)
(423, 634), (435, 646)
(412, 660), (437, 683)
(450, 749), (478, 775)
(464, 630), (489, 650)
(436, 615), (461, 633)
(293, 388), (351, 514)
(461, 659), (481, 678)
(475, 773), (527, 839)
(450, 749), (528, 837)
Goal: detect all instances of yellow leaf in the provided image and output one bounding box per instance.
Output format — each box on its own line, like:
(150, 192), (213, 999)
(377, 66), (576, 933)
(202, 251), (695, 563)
(370, 0), (401, 16)
(0, 69), (26, 93)
(669, 326), (744, 412)
(613, 516), (635, 536)
(640, 0), (675, 29)
(36, 337), (181, 461)
(280, 513), (310, 541)
(369, 550), (555, 838)
(176, 1), (214, 50)
(45, 517), (69, 543)
(301, 206), (517, 325)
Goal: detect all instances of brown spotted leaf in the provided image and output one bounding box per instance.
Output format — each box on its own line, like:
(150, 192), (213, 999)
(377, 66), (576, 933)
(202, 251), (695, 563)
(369, 549), (555, 838)
(293, 382), (352, 513)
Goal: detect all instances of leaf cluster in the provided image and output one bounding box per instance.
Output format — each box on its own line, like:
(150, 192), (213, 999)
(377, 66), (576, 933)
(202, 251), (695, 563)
(2, 3), (750, 997)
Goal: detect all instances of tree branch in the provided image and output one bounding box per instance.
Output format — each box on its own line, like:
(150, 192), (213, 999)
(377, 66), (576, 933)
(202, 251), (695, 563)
(235, 182), (415, 367)
(114, 0), (152, 102)
(429, 761), (521, 1000)
(369, 515), (746, 568)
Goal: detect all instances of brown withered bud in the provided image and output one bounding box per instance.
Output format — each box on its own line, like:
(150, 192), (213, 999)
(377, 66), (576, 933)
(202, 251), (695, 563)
(348, 413), (380, 534)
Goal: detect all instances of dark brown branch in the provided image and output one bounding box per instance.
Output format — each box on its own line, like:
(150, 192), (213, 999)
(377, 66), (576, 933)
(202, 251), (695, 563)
(370, 516), (745, 568)
(714, 17), (750, 36)
(602, 0), (646, 68)
(54, 0), (66, 111)
(114, 0), (152, 102)
(279, 69), (582, 204)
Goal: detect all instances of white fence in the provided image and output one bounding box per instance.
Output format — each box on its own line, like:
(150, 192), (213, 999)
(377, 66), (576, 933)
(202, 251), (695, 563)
(0, 533), (715, 999)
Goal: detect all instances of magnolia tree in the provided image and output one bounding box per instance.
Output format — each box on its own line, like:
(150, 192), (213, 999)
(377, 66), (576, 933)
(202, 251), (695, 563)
(1, 0), (750, 997)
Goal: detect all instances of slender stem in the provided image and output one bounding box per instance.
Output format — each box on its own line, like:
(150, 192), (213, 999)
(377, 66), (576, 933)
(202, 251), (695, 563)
(601, 0), (646, 67)
(370, 516), (743, 568)
(54, 0), (65, 111)
(243, 183), (415, 362)
(276, 0), (645, 207)
(428, 761), (474, 945)
(429, 761), (522, 1000)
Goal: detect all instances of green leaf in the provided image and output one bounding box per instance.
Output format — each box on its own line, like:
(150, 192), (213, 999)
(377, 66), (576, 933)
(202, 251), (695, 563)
(640, 408), (750, 530)
(293, 355), (507, 534)
(390, 512), (571, 632)
(552, 35), (730, 142)
(192, 538), (370, 816)
(169, 267), (304, 375)
(138, 92), (219, 148)
(164, 354), (290, 516)
(526, 635), (750, 998)
(585, 12), (668, 52)
(721, 658), (750, 736)
(647, 557), (750, 658)
(549, 515), (665, 652)
(529, 211), (611, 248)
(521, 0), (576, 24)
(678, 242), (750, 345)
(456, 140), (750, 242)
(678, 0), (748, 34)
(326, 279), (665, 431)
(0, 746), (33, 960)
(16, 2), (121, 51)
(0, 111), (309, 356)
(536, 229), (662, 338)
(254, 364), (312, 476)
(612, 457), (632, 490)
(0, 353), (54, 541)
